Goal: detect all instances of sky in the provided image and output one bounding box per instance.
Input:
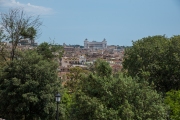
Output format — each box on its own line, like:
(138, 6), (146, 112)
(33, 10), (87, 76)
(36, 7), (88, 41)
(0, 0), (180, 46)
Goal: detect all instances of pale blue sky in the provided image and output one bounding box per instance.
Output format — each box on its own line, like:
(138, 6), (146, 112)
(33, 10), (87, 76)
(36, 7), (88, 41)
(0, 0), (180, 46)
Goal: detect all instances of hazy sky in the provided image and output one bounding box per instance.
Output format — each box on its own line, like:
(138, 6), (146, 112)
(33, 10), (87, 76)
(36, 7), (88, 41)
(0, 0), (180, 46)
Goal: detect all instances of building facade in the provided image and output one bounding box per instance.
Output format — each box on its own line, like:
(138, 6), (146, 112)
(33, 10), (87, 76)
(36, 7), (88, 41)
(84, 38), (107, 50)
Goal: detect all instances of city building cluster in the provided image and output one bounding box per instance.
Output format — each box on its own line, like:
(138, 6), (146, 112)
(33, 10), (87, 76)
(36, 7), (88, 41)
(59, 39), (125, 80)
(1, 39), (38, 51)
(1, 38), (125, 81)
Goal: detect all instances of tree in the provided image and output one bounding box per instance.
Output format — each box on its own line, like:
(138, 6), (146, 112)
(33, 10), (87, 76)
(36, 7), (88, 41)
(94, 59), (112, 78)
(0, 8), (42, 61)
(123, 35), (180, 93)
(71, 60), (168, 120)
(0, 28), (7, 67)
(165, 90), (180, 120)
(0, 50), (61, 119)
(65, 66), (89, 93)
(37, 42), (63, 61)
(65, 67), (84, 92)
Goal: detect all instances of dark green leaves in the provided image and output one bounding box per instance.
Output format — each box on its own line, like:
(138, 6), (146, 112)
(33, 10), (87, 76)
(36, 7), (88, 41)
(123, 35), (180, 93)
(71, 60), (168, 120)
(0, 50), (61, 119)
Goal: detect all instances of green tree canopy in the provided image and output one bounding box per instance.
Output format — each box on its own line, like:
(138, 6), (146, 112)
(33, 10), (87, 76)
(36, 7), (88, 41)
(94, 59), (112, 78)
(0, 50), (61, 119)
(71, 60), (168, 120)
(123, 35), (180, 93)
(165, 90), (180, 120)
(65, 66), (89, 93)
(37, 42), (63, 60)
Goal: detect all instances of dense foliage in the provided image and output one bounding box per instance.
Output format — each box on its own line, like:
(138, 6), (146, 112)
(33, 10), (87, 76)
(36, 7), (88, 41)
(123, 35), (180, 93)
(65, 66), (89, 93)
(37, 42), (63, 60)
(0, 50), (62, 119)
(70, 60), (168, 120)
(165, 90), (180, 120)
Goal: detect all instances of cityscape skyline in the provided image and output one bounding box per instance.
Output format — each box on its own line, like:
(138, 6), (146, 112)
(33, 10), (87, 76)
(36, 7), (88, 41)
(0, 0), (180, 46)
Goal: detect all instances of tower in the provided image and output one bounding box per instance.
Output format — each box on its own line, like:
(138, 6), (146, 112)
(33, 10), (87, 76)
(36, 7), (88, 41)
(102, 38), (107, 49)
(84, 38), (89, 48)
